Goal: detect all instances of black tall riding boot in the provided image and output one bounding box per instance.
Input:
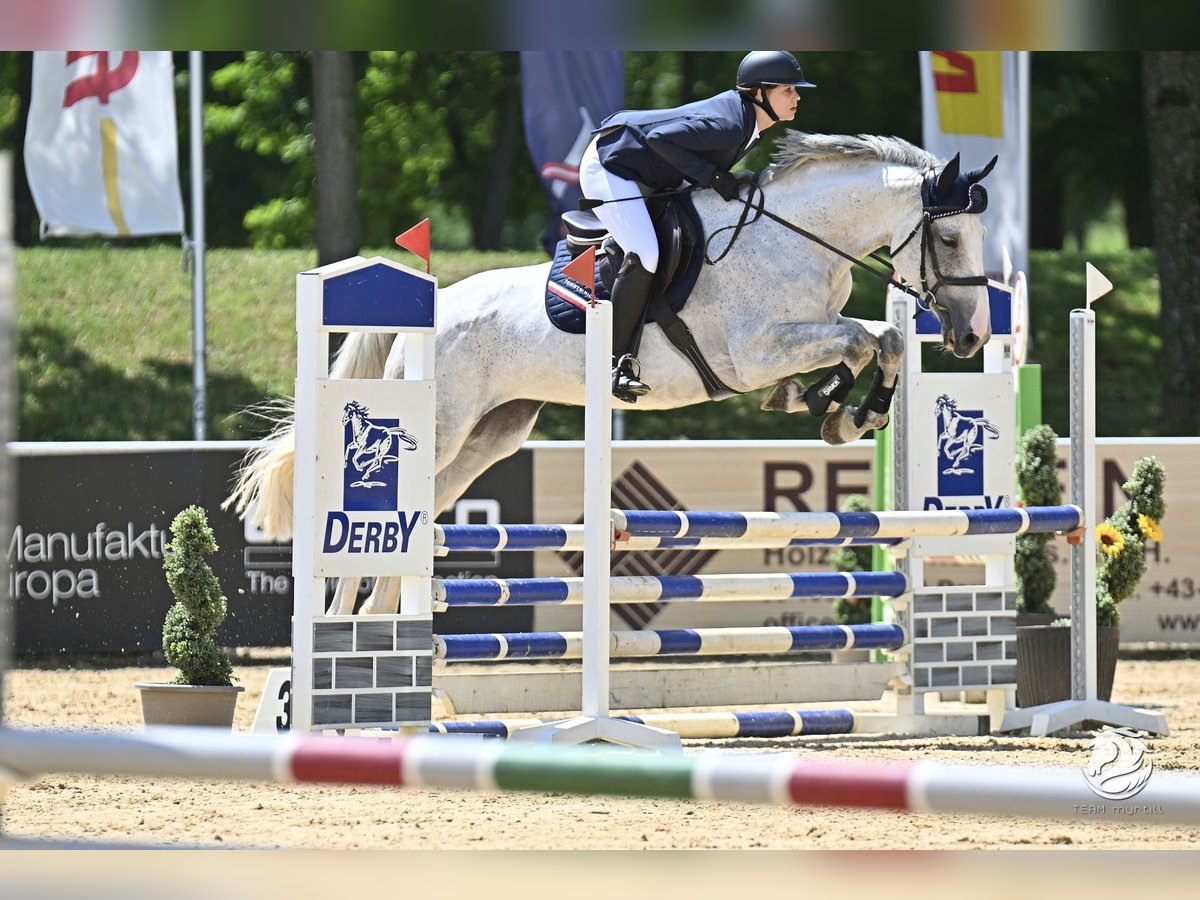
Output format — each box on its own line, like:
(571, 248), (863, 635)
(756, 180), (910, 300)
(609, 253), (655, 403)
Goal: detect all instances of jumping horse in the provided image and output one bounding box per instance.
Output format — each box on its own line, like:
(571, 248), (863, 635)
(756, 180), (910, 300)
(225, 132), (998, 615)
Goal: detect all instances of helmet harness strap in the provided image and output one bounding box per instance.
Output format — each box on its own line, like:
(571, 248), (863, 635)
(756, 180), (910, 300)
(748, 86), (780, 122)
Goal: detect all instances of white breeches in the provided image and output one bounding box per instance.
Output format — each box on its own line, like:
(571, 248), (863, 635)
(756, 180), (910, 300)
(579, 138), (660, 273)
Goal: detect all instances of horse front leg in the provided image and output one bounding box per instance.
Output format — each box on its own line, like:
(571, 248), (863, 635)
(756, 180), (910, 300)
(820, 317), (903, 445)
(754, 319), (902, 445)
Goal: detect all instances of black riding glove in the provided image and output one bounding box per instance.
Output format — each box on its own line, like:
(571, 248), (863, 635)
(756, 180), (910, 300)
(710, 170), (741, 202)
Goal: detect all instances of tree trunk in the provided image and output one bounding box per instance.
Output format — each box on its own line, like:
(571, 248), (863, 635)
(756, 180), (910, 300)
(1143, 52), (1200, 433)
(474, 53), (520, 251)
(13, 52), (36, 246)
(312, 51), (360, 266)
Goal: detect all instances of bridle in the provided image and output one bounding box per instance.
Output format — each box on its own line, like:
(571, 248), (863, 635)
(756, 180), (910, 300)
(704, 171), (989, 318)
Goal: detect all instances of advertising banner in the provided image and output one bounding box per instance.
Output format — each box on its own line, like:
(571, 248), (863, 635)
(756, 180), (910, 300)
(919, 51), (1028, 279)
(24, 51), (184, 238)
(9, 446), (288, 655)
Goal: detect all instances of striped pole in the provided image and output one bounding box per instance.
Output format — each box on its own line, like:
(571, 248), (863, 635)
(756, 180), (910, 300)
(432, 709), (857, 739)
(4, 727), (1200, 824)
(433, 571), (907, 608)
(436, 523), (901, 554)
(435, 623), (906, 661)
(612, 505), (1082, 541)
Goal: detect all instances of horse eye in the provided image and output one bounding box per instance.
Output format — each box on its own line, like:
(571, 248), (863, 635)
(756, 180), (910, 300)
(940, 235), (959, 248)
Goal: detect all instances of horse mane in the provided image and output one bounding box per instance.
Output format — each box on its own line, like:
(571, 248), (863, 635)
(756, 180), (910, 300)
(761, 132), (940, 184)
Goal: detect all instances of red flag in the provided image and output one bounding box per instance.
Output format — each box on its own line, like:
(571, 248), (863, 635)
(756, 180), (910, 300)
(395, 218), (431, 273)
(562, 245), (596, 306)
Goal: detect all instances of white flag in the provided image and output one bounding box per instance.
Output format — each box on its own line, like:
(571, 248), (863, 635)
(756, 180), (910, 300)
(24, 51), (184, 238)
(919, 51), (1028, 281)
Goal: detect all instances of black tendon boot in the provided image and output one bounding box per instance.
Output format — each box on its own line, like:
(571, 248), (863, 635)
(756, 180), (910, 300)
(609, 253), (655, 403)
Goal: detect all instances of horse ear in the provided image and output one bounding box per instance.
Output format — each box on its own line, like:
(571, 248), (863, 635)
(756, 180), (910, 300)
(967, 155), (998, 183)
(935, 153), (961, 198)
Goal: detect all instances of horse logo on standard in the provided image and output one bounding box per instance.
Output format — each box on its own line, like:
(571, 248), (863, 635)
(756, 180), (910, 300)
(341, 400), (417, 498)
(935, 393), (999, 497)
(1079, 728), (1160, 815)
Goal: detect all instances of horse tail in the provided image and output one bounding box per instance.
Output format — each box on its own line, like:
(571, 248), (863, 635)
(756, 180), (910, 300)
(331, 331), (397, 379)
(221, 400), (298, 539)
(222, 332), (399, 538)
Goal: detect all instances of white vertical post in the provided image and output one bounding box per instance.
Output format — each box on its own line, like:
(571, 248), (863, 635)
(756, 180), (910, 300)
(0, 153), (14, 736)
(291, 273), (325, 734)
(582, 300), (613, 718)
(189, 51), (207, 441)
(1001, 271), (1166, 735)
(508, 298), (678, 749)
(1070, 308), (1098, 701)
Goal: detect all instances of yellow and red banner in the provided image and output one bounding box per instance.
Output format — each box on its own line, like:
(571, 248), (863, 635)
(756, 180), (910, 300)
(920, 51), (1027, 280)
(24, 51), (184, 238)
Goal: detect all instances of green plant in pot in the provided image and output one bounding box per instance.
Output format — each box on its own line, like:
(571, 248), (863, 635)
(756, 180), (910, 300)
(1015, 425), (1061, 621)
(1095, 456), (1166, 628)
(1017, 457), (1166, 708)
(135, 505), (244, 727)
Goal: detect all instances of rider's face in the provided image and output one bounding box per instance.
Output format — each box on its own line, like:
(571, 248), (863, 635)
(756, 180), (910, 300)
(765, 84), (800, 122)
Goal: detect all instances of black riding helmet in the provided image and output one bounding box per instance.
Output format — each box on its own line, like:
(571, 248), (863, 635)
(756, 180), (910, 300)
(736, 50), (816, 122)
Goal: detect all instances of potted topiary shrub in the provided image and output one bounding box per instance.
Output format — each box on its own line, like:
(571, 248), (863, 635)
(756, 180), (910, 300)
(1014, 424), (1062, 626)
(1017, 457), (1166, 708)
(830, 494), (874, 662)
(135, 505), (244, 728)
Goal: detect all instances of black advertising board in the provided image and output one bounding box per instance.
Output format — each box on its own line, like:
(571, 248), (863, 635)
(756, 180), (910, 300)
(10, 445), (288, 655)
(8, 444), (534, 656)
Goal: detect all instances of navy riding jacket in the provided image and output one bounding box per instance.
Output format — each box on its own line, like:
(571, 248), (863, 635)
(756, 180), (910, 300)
(593, 90), (759, 191)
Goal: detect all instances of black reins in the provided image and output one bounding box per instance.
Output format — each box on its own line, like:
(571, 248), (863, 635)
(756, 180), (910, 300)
(703, 178), (988, 316)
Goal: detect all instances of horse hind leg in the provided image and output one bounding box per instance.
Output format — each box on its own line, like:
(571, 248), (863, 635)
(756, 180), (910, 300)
(356, 398), (547, 616)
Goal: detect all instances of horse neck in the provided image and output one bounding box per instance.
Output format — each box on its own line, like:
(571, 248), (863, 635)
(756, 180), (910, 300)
(765, 160), (922, 261)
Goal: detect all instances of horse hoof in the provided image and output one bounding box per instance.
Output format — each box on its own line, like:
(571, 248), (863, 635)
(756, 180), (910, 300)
(819, 410), (855, 445)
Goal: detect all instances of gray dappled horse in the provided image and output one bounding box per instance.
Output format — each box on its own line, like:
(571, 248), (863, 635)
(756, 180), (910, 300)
(226, 132), (997, 615)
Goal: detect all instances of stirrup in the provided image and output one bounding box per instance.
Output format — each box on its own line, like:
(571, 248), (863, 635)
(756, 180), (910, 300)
(612, 354), (651, 402)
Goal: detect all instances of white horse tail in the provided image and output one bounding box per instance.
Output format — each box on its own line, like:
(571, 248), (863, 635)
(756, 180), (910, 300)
(222, 400), (298, 539)
(223, 333), (398, 538)
(331, 331), (398, 379)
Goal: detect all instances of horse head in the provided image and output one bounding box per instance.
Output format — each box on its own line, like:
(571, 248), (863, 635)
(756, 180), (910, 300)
(894, 152), (998, 359)
(341, 400), (369, 428)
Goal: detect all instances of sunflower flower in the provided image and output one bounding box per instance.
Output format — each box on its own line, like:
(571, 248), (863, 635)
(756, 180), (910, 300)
(1096, 522), (1125, 557)
(1138, 513), (1163, 543)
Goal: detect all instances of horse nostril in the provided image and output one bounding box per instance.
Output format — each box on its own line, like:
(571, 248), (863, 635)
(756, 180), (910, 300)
(961, 331), (979, 350)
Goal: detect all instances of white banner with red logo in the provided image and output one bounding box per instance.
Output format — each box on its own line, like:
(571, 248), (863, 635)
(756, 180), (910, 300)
(24, 51), (184, 237)
(919, 51), (1028, 281)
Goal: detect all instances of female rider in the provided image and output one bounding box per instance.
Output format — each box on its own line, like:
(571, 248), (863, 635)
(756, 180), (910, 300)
(579, 50), (816, 402)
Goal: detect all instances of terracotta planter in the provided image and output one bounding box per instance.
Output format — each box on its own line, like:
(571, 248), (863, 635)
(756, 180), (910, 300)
(135, 682), (244, 728)
(1015, 625), (1120, 709)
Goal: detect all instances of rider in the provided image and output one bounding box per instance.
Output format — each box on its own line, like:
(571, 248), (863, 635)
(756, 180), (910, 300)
(579, 51), (816, 403)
